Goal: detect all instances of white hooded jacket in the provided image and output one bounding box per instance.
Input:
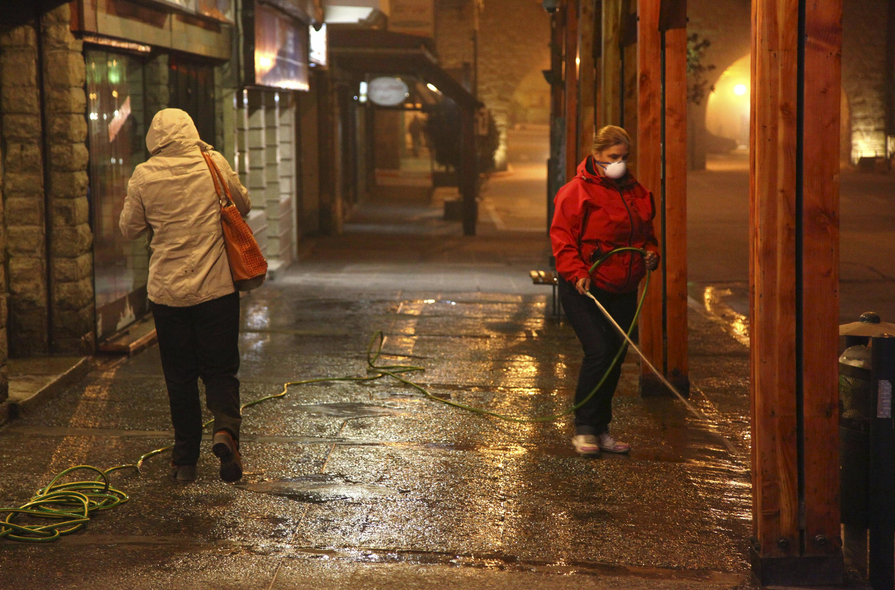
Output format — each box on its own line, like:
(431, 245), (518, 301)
(120, 108), (251, 307)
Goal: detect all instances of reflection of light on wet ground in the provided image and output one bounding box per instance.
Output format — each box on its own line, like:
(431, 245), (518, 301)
(45, 370), (120, 475)
(245, 301), (271, 330)
(701, 286), (750, 345)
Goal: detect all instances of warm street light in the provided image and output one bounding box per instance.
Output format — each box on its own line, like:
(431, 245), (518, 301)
(734, 84), (747, 96)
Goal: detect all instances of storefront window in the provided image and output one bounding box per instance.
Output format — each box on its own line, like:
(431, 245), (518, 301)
(86, 50), (149, 341)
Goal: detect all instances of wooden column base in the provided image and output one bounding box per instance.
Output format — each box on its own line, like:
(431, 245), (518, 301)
(750, 547), (843, 586)
(639, 373), (689, 398)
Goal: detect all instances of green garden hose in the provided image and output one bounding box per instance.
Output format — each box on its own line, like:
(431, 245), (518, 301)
(1, 247), (650, 542)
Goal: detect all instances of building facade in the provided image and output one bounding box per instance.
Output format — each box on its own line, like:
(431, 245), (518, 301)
(0, 0), (341, 412)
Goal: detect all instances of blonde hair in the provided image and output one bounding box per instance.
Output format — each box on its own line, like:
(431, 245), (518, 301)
(592, 125), (632, 155)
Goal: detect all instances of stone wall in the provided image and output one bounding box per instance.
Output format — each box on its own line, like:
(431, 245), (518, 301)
(0, 111), (7, 404)
(42, 6), (94, 353)
(0, 20), (49, 356)
(842, 0), (889, 161)
(436, 0), (551, 170)
(0, 3), (94, 356)
(688, 0), (890, 167)
(435, 0), (475, 73)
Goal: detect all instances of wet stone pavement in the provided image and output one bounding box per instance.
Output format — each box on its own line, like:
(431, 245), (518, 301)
(0, 195), (767, 589)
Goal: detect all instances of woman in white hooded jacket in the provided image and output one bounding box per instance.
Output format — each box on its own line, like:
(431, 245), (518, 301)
(120, 108), (250, 483)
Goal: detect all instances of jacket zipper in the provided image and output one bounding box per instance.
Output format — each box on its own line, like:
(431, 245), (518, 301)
(616, 185), (636, 290)
(578, 202), (593, 262)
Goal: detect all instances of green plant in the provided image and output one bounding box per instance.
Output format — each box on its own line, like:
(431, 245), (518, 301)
(687, 33), (716, 106)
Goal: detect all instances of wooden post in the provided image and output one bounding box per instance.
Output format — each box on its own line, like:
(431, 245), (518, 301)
(749, 0), (843, 584)
(548, 9), (566, 230)
(593, 1), (603, 130)
(801, 0), (842, 562)
(461, 106), (477, 236)
(601, 0), (622, 127)
(578, 0), (597, 162)
(564, 0), (579, 180)
(636, 0), (663, 394)
(661, 1), (688, 394)
(621, 0), (638, 172)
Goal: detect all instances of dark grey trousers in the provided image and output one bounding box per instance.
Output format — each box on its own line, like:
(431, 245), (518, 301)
(151, 291), (241, 466)
(558, 277), (637, 436)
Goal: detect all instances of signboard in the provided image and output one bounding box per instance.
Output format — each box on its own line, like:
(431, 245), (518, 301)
(254, 3), (310, 91)
(128, 0), (234, 23)
(368, 77), (409, 107)
(309, 23), (327, 66)
(149, 0), (197, 12)
(197, 0), (234, 23)
(389, 0), (434, 38)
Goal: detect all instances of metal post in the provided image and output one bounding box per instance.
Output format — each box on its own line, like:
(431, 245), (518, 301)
(869, 334), (895, 590)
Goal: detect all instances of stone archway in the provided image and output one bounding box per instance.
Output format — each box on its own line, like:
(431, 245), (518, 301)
(477, 0), (551, 170)
(704, 52), (853, 168)
(509, 67), (550, 127)
(705, 53), (750, 153)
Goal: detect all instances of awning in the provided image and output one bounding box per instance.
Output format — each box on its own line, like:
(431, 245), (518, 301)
(327, 28), (481, 110)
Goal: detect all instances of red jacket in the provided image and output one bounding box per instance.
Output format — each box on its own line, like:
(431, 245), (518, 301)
(550, 156), (659, 294)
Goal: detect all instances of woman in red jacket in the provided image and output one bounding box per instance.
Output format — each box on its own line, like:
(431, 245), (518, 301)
(550, 125), (659, 456)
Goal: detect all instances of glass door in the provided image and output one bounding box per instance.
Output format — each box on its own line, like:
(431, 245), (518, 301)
(168, 56), (216, 144)
(85, 49), (150, 342)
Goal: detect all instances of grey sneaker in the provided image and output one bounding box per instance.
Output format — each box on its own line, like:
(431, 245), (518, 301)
(597, 433), (631, 454)
(571, 434), (600, 455)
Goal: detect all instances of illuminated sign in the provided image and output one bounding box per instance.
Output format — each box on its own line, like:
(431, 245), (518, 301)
(197, 0), (234, 23)
(368, 77), (409, 106)
(254, 3), (310, 91)
(126, 0), (234, 23)
(309, 23), (327, 66)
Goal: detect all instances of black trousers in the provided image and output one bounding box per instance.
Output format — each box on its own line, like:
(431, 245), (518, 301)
(151, 292), (241, 466)
(558, 276), (638, 436)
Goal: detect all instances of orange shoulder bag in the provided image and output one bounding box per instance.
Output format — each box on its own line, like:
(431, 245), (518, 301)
(202, 151), (268, 291)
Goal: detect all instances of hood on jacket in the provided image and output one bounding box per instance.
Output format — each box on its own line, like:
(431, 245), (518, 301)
(146, 108), (210, 155)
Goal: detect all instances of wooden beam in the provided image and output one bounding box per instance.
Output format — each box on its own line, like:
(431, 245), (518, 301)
(622, 1), (638, 171)
(750, 0), (800, 561)
(664, 23), (688, 393)
(600, 0), (622, 127)
(750, 0), (843, 582)
(578, 0), (597, 162)
(593, 0), (603, 129)
(565, 0), (580, 180)
(800, 0), (842, 559)
(548, 10), (566, 229)
(637, 0), (663, 393)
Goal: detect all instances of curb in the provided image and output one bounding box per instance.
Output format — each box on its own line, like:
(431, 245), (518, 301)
(2, 357), (91, 424)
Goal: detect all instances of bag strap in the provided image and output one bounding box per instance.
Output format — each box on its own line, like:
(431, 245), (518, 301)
(201, 150), (233, 207)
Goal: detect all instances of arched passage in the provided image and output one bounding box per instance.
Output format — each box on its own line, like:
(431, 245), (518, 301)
(705, 54), (750, 151)
(704, 52), (852, 166)
(509, 67), (550, 127)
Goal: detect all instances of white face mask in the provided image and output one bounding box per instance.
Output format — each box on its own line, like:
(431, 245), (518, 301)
(596, 160), (627, 179)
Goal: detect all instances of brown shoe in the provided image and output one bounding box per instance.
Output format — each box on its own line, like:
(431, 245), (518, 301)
(212, 430), (243, 482)
(170, 463), (197, 482)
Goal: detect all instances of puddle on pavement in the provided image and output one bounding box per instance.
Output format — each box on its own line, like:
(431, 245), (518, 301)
(692, 283), (750, 345)
(237, 474), (401, 503)
(292, 403), (405, 419)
